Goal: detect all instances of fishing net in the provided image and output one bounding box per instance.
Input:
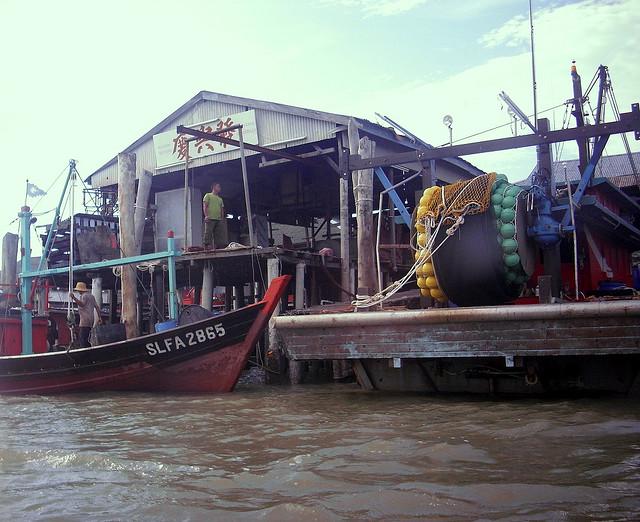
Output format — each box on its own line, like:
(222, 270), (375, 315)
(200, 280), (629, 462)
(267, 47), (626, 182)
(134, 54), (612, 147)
(418, 172), (497, 224)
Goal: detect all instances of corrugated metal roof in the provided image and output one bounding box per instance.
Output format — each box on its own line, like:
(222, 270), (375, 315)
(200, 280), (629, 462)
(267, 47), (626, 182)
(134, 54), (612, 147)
(523, 151), (640, 189)
(87, 91), (484, 187)
(89, 92), (346, 187)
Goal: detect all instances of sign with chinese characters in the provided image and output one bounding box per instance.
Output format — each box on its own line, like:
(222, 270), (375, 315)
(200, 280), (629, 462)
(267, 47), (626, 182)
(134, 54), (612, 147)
(153, 110), (258, 169)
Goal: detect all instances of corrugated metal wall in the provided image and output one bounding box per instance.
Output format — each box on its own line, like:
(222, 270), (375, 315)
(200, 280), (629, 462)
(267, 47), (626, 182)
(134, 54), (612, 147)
(90, 99), (338, 188)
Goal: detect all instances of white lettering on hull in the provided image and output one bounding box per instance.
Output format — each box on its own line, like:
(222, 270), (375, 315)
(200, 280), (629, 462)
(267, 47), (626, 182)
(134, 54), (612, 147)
(146, 323), (226, 356)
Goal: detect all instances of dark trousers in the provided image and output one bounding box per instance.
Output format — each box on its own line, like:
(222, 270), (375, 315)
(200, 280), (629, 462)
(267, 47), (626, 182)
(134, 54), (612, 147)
(78, 326), (92, 348)
(203, 219), (228, 248)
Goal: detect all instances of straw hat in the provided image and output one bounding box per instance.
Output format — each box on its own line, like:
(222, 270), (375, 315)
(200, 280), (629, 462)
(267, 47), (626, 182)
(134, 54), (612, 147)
(73, 282), (89, 292)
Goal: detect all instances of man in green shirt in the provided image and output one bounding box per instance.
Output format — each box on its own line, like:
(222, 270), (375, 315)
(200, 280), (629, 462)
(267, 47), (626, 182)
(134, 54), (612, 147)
(202, 182), (228, 249)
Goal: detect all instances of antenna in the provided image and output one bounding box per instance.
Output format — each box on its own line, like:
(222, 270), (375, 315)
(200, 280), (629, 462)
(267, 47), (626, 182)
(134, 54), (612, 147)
(529, 0), (538, 131)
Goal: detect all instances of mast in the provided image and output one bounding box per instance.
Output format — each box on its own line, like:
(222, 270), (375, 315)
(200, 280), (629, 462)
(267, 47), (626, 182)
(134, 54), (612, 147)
(66, 164), (77, 343)
(528, 0), (538, 131)
(571, 61), (590, 174)
(19, 206), (33, 354)
(38, 160), (76, 272)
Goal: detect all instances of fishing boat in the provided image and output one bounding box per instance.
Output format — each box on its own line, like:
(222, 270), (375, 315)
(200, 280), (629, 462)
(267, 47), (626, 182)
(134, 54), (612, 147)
(0, 274), (290, 394)
(0, 161), (292, 394)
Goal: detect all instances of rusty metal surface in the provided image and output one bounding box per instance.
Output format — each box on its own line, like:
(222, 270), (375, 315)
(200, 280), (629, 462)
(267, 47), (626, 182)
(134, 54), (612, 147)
(276, 300), (640, 328)
(276, 306), (640, 360)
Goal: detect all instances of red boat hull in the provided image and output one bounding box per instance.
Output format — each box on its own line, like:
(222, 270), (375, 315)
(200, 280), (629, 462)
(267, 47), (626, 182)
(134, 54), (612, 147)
(0, 276), (290, 394)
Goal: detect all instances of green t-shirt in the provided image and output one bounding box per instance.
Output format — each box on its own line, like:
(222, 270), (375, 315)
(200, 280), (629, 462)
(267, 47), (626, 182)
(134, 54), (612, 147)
(203, 193), (224, 220)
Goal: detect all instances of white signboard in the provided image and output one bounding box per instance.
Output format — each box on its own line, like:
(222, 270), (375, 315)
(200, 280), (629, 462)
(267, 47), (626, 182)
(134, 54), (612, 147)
(153, 110), (258, 169)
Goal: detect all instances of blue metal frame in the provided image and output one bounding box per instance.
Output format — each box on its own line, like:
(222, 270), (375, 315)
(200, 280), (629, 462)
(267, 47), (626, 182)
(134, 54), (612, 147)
(561, 134), (609, 228)
(166, 234), (179, 321)
(18, 205), (181, 354)
(374, 167), (412, 228)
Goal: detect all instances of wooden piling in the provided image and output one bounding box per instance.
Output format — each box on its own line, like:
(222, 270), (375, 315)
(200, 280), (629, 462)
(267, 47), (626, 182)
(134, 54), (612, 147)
(133, 170), (153, 255)
(91, 276), (102, 323)
(118, 152), (139, 339)
(234, 285), (245, 309)
(36, 286), (46, 316)
(338, 131), (351, 302)
(349, 119), (376, 297)
(152, 270), (165, 323)
(1, 233), (19, 307)
(108, 287), (117, 324)
(200, 263), (214, 311)
(295, 262), (305, 310)
(224, 286), (233, 312)
(538, 275), (553, 304)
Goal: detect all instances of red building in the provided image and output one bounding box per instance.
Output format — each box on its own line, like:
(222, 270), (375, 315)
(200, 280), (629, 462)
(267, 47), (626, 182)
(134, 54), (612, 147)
(529, 152), (640, 296)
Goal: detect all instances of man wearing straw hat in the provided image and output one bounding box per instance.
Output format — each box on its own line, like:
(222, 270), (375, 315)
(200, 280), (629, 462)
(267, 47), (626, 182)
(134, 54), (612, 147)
(69, 282), (102, 348)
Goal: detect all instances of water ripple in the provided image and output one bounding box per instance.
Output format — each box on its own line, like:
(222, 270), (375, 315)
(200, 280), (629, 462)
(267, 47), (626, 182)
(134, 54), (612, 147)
(0, 386), (638, 520)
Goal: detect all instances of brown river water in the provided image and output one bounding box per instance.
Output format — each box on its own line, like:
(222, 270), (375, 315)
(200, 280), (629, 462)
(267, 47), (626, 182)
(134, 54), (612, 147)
(1, 384), (639, 521)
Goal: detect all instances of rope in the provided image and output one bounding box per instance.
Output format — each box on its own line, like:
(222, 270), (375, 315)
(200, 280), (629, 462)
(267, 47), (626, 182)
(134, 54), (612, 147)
(352, 211), (454, 309)
(354, 176), (484, 309)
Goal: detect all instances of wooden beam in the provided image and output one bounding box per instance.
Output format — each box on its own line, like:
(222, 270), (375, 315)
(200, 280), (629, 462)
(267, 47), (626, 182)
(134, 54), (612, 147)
(313, 144), (340, 173)
(258, 147), (335, 168)
(352, 359), (374, 390)
(348, 109), (640, 170)
(176, 125), (317, 166)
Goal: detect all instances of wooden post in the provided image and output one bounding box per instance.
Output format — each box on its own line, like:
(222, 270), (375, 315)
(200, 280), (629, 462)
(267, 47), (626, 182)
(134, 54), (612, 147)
(237, 127), (256, 247)
(108, 287), (118, 325)
(149, 283), (157, 328)
(350, 118), (376, 297)
(352, 360), (374, 390)
(152, 269), (164, 323)
(1, 232), (19, 307)
(388, 170), (397, 272)
(91, 276), (102, 323)
(537, 118), (561, 298)
(338, 132), (351, 302)
(538, 275), (553, 304)
(200, 263), (214, 311)
(295, 262), (305, 310)
(310, 266), (318, 306)
(224, 286), (233, 312)
(267, 258), (280, 310)
(268, 257), (299, 383)
(133, 170), (153, 255)
(136, 297), (143, 335)
(118, 152), (139, 339)
(234, 285), (245, 309)
(36, 286), (46, 316)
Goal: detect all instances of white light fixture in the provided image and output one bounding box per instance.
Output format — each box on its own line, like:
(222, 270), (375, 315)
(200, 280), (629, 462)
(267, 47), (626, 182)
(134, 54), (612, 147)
(442, 115), (453, 146)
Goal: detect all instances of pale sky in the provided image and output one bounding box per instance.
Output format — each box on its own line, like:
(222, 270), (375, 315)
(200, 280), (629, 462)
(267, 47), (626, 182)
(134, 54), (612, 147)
(1, 0), (638, 253)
